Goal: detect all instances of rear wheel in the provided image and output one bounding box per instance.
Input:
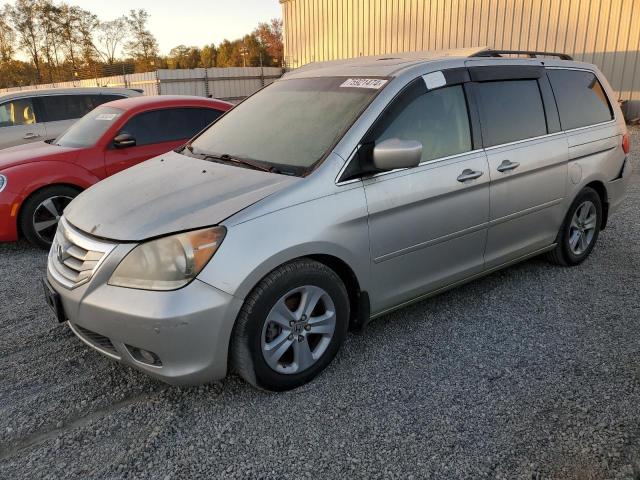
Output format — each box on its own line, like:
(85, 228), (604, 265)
(547, 187), (602, 266)
(231, 259), (350, 391)
(20, 186), (78, 249)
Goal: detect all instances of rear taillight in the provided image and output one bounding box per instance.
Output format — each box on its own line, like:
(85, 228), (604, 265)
(622, 133), (630, 154)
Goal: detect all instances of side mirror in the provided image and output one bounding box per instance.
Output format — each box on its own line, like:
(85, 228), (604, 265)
(113, 133), (136, 149)
(372, 138), (422, 171)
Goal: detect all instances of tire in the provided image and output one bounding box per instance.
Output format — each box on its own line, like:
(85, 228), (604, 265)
(547, 187), (602, 267)
(19, 185), (78, 250)
(231, 258), (350, 391)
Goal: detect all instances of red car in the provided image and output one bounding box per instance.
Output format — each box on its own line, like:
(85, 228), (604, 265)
(0, 95), (232, 248)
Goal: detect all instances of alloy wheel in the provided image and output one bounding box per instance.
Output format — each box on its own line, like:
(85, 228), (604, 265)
(32, 195), (73, 245)
(568, 200), (597, 256)
(261, 285), (336, 374)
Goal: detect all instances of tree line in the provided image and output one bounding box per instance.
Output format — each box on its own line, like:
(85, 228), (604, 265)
(0, 0), (283, 89)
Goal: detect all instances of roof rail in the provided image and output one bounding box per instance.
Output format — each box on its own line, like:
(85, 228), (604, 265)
(470, 49), (573, 61)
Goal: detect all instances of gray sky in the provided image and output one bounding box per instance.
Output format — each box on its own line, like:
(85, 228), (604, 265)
(7, 0), (282, 55)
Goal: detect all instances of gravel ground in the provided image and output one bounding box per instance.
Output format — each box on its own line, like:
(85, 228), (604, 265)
(1, 127), (640, 480)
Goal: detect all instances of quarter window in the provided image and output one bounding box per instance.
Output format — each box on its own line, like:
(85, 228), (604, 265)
(0, 98), (37, 127)
(475, 80), (547, 147)
(547, 69), (613, 130)
(373, 83), (472, 163)
(118, 108), (224, 146)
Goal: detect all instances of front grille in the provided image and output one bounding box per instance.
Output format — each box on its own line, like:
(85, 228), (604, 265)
(48, 217), (116, 289)
(73, 324), (119, 357)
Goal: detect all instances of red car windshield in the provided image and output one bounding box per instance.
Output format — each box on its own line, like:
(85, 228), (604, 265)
(54, 106), (124, 148)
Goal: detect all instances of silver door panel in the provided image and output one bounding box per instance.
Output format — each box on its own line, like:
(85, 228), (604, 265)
(0, 123), (48, 150)
(370, 229), (487, 312)
(484, 134), (569, 267)
(566, 122), (623, 180)
(364, 151), (490, 311)
(485, 204), (563, 267)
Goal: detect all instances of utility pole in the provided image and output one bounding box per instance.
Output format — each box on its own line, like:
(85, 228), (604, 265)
(240, 45), (248, 67)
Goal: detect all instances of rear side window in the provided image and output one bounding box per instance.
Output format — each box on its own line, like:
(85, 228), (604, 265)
(372, 83), (472, 163)
(119, 108), (223, 146)
(547, 69), (613, 130)
(38, 95), (96, 122)
(0, 98), (37, 127)
(87, 94), (125, 109)
(475, 80), (547, 147)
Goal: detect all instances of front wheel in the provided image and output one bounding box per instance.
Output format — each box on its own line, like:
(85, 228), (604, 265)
(547, 187), (602, 266)
(19, 185), (79, 249)
(231, 259), (350, 391)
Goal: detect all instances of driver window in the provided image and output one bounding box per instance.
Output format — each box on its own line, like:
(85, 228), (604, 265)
(0, 98), (37, 128)
(373, 82), (472, 163)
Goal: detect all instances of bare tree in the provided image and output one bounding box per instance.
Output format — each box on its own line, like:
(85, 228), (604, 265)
(75, 8), (99, 66)
(124, 9), (159, 68)
(0, 6), (16, 62)
(56, 5), (97, 72)
(7, 0), (43, 81)
(95, 17), (128, 65)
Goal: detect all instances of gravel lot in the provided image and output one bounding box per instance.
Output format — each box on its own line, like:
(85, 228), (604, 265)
(1, 127), (640, 480)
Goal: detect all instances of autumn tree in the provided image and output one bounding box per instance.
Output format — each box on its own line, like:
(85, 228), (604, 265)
(253, 18), (283, 66)
(167, 45), (202, 69)
(200, 44), (216, 68)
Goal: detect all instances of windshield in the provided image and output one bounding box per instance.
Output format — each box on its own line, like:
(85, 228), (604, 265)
(187, 77), (387, 173)
(54, 106), (123, 148)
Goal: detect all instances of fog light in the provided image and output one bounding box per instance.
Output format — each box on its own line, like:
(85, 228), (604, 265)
(127, 345), (162, 366)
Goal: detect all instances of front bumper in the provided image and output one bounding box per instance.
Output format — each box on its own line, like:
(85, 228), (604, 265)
(47, 246), (243, 385)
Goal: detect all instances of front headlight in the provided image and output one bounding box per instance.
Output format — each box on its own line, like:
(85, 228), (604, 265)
(0, 174), (6, 192)
(109, 227), (226, 290)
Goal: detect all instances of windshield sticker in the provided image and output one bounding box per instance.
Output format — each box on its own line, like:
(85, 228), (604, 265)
(340, 78), (388, 89)
(95, 113), (119, 121)
(423, 71), (447, 90)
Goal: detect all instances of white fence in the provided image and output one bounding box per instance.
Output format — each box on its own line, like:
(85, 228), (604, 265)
(0, 67), (284, 102)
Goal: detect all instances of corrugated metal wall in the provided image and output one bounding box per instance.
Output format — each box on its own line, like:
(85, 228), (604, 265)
(281, 0), (640, 119)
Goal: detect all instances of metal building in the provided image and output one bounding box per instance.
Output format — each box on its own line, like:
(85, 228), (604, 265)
(280, 0), (640, 119)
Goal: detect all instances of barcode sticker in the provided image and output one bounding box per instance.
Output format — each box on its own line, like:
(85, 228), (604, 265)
(340, 78), (388, 89)
(95, 113), (119, 121)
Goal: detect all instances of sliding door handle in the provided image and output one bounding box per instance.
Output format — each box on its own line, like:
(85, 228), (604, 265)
(497, 160), (520, 172)
(457, 169), (483, 182)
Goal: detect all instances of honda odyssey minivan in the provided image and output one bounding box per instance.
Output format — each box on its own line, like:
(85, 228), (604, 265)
(45, 48), (632, 391)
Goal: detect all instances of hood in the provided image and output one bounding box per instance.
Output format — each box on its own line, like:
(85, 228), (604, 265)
(64, 150), (301, 241)
(0, 141), (78, 170)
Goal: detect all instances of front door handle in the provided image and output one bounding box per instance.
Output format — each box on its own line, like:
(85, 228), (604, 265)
(23, 132), (40, 139)
(497, 160), (520, 172)
(457, 169), (483, 182)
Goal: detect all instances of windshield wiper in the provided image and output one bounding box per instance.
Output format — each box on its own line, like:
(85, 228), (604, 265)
(200, 152), (276, 173)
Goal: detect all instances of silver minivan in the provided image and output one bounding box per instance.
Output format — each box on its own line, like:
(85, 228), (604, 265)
(45, 48), (632, 391)
(0, 87), (141, 150)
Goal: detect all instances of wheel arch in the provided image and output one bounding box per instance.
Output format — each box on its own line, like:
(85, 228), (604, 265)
(582, 180), (609, 229)
(226, 250), (371, 334)
(16, 182), (84, 238)
(305, 253), (370, 332)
